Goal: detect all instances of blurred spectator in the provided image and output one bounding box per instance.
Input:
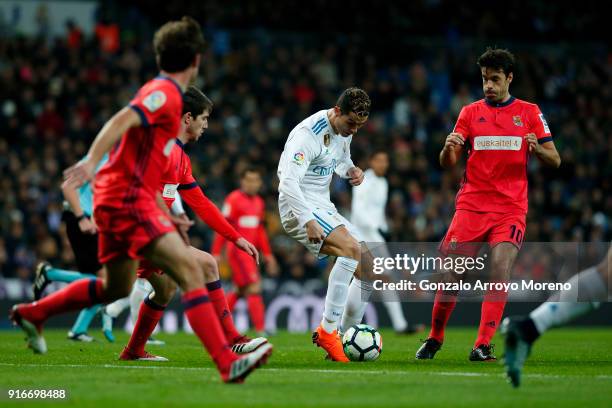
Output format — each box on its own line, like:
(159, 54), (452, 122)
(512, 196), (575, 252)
(66, 19), (83, 49)
(95, 17), (120, 54)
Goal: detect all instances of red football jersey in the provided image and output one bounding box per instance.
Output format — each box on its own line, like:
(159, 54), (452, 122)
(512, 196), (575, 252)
(160, 139), (196, 208)
(453, 97), (552, 214)
(94, 76), (183, 208)
(161, 139), (241, 243)
(211, 189), (272, 256)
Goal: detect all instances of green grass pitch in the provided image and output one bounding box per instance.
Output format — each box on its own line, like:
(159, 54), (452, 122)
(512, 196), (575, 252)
(1, 328), (611, 407)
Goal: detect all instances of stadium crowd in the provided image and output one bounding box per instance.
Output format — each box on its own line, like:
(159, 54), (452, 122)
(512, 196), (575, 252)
(0, 4), (610, 284)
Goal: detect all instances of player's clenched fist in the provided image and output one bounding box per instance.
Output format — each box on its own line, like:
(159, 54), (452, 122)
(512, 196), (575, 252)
(524, 133), (538, 153)
(305, 219), (326, 244)
(347, 166), (364, 186)
(444, 132), (465, 151)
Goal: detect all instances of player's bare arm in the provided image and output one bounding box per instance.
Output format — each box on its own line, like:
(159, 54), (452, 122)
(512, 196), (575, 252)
(234, 238), (260, 265)
(63, 107), (142, 188)
(524, 133), (561, 168)
(61, 180), (97, 234)
(439, 132), (465, 168)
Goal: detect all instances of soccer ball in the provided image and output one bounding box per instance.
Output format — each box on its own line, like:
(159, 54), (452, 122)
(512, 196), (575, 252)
(342, 324), (382, 361)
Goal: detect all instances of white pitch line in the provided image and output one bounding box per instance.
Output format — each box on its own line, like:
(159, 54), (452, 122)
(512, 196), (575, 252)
(0, 363), (610, 380)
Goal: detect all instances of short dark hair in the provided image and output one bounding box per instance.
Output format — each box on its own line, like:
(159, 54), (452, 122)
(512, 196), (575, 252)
(336, 87), (371, 118)
(183, 86), (213, 117)
(240, 166), (261, 179)
(477, 47), (516, 76)
(369, 149), (388, 160)
(153, 16), (205, 73)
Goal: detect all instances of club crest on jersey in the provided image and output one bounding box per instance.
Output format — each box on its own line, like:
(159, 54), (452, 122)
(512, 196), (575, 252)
(324, 133), (331, 147)
(449, 237), (458, 250)
(142, 90), (167, 113)
(293, 152), (305, 165)
(512, 116), (523, 127)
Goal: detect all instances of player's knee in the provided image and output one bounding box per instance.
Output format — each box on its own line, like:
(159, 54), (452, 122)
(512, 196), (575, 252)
(344, 238), (362, 260)
(174, 254), (203, 287)
(196, 252), (219, 282)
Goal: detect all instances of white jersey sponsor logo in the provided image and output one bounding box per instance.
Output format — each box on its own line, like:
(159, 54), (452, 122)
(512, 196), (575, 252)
(473, 136), (522, 151)
(162, 183), (178, 198)
(238, 215), (259, 228)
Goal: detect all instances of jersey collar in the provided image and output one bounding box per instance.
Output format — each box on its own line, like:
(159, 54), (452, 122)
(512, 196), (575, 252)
(155, 75), (183, 95)
(175, 138), (185, 149)
(485, 95), (515, 108)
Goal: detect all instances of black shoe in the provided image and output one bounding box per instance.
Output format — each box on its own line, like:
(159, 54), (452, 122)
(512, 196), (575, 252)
(501, 316), (538, 388)
(415, 338), (442, 359)
(33, 262), (51, 300)
(396, 323), (426, 335)
(469, 344), (496, 361)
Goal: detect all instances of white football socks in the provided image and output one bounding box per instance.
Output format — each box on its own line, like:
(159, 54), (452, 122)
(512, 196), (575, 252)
(129, 278), (153, 327)
(104, 296), (130, 319)
(530, 267), (606, 334)
(321, 257), (359, 333)
(340, 277), (373, 332)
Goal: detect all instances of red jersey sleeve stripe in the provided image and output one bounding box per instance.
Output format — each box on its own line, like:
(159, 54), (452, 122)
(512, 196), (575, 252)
(129, 104), (149, 127)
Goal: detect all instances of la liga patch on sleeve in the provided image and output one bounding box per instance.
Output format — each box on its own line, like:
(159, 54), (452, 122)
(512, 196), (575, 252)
(143, 90), (167, 112)
(538, 113), (551, 134)
(293, 152), (305, 165)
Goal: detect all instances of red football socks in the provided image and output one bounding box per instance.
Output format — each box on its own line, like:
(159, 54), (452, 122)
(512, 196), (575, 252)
(428, 289), (458, 343)
(247, 294), (265, 332)
(206, 281), (242, 343)
(226, 291), (239, 311)
(182, 288), (236, 369)
(475, 288), (508, 347)
(126, 296), (165, 355)
(18, 278), (104, 324)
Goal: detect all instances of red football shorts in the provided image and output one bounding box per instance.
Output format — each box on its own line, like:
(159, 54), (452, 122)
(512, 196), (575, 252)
(439, 209), (526, 257)
(95, 202), (177, 264)
(227, 247), (260, 288)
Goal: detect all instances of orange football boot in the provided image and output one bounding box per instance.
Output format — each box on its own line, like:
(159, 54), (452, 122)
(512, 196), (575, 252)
(312, 325), (349, 362)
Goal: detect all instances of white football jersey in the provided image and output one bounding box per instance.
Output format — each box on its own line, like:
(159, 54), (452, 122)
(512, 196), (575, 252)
(277, 109), (354, 227)
(351, 168), (389, 234)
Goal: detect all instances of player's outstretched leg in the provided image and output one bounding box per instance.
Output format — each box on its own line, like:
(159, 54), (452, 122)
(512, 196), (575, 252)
(144, 233), (272, 382)
(500, 316), (536, 387)
(194, 247), (268, 353)
(11, 257), (137, 354)
(67, 305), (101, 342)
(10, 278), (108, 354)
(416, 289), (456, 359)
(312, 256), (358, 363)
(502, 257), (608, 387)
